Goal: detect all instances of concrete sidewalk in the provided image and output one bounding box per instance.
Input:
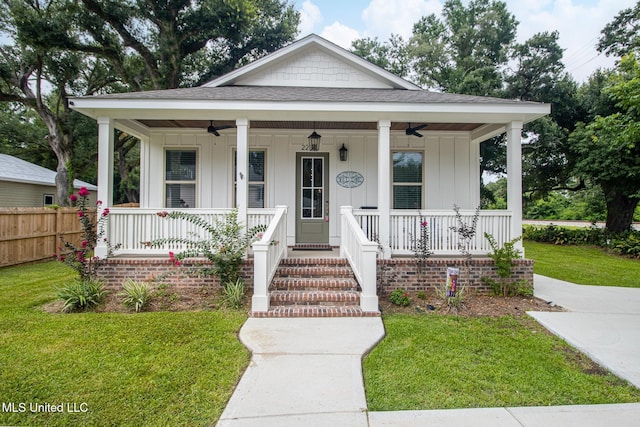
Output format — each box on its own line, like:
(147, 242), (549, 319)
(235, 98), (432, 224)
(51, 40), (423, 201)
(217, 276), (640, 426)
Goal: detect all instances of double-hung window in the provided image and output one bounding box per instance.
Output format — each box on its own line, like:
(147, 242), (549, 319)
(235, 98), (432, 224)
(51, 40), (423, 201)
(392, 151), (423, 209)
(234, 150), (266, 208)
(165, 150), (196, 208)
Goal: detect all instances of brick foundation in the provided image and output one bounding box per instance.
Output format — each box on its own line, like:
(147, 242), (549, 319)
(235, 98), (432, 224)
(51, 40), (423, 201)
(95, 256), (533, 294)
(377, 258), (534, 293)
(95, 258), (254, 290)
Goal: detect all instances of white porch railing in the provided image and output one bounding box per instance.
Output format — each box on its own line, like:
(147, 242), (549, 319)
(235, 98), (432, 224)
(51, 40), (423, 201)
(340, 206), (378, 312)
(107, 208), (276, 255)
(354, 209), (513, 256)
(251, 206), (288, 313)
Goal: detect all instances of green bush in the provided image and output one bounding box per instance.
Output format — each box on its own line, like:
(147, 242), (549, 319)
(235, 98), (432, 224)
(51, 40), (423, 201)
(389, 288), (411, 306)
(435, 282), (465, 310)
(119, 279), (151, 312)
(222, 278), (245, 309)
(57, 279), (107, 312)
(523, 224), (640, 259)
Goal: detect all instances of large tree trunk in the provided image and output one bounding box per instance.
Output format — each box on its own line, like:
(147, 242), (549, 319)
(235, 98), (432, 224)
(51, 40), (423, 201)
(604, 189), (639, 233)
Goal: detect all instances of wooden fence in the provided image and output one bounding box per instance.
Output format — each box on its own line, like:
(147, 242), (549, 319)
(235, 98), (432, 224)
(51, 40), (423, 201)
(0, 207), (90, 268)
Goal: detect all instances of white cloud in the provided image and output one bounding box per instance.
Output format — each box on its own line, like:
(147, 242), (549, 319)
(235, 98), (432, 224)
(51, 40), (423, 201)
(320, 22), (361, 49)
(362, 0), (442, 40)
(299, 0), (323, 36)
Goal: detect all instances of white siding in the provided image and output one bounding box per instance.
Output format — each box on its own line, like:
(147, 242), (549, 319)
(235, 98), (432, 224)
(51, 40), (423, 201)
(234, 47), (393, 89)
(143, 129), (480, 245)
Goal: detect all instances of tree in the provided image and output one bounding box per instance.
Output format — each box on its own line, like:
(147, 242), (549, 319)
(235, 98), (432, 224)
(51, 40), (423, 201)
(570, 55), (640, 232)
(597, 1), (640, 57)
(409, 0), (517, 95)
(72, 0), (300, 90)
(0, 0), (115, 205)
(350, 35), (410, 79)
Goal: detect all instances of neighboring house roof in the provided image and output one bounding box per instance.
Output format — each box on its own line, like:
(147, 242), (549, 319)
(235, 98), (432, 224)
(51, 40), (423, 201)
(0, 154), (97, 190)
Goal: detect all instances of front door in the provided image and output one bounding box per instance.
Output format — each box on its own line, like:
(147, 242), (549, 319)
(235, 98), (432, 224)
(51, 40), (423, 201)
(295, 153), (329, 244)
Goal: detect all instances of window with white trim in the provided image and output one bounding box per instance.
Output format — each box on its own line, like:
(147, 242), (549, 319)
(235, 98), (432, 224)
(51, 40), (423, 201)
(392, 151), (423, 209)
(234, 150), (266, 208)
(43, 194), (55, 206)
(165, 150), (196, 208)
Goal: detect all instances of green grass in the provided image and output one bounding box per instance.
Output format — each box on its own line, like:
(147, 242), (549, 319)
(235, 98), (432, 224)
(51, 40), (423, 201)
(364, 315), (640, 410)
(0, 261), (249, 426)
(524, 240), (640, 287)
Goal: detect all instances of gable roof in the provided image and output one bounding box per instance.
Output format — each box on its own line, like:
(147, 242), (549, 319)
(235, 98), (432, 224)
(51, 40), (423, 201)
(0, 154), (97, 190)
(202, 34), (421, 90)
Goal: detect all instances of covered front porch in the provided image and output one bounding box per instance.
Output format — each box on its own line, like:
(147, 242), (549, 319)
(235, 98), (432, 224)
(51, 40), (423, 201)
(70, 34), (548, 315)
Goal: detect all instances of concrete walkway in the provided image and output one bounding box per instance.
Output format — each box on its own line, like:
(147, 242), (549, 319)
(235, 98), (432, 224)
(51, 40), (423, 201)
(217, 317), (385, 426)
(217, 276), (640, 426)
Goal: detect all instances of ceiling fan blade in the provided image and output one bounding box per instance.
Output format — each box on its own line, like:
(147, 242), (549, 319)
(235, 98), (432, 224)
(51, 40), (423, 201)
(405, 123), (428, 137)
(215, 125), (234, 131)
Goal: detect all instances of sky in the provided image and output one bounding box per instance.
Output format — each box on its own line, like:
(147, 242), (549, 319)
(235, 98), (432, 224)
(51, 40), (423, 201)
(293, 0), (637, 82)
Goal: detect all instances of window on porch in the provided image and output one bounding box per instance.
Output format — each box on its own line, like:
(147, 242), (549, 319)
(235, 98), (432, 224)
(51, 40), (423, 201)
(234, 150), (266, 208)
(165, 150), (196, 208)
(392, 151), (423, 209)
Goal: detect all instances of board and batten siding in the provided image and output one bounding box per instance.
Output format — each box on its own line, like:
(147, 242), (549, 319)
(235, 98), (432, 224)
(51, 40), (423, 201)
(141, 129), (479, 246)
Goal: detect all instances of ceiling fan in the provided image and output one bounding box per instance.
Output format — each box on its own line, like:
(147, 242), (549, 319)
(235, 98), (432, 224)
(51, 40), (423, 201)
(207, 120), (234, 136)
(405, 123), (428, 138)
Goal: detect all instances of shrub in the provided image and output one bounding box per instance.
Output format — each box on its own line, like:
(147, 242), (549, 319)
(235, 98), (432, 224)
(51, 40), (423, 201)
(54, 187), (119, 281)
(222, 278), (245, 309)
(435, 282), (465, 311)
(57, 278), (107, 312)
(147, 209), (265, 284)
(389, 288), (411, 306)
(523, 224), (640, 259)
(485, 233), (522, 279)
(119, 279), (151, 312)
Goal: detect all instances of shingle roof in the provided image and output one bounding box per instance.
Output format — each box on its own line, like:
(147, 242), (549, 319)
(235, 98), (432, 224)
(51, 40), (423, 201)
(0, 154), (97, 190)
(82, 86), (533, 105)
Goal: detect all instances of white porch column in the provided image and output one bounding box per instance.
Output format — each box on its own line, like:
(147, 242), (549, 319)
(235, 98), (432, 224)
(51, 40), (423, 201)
(506, 121), (524, 253)
(378, 119), (391, 259)
(236, 118), (249, 226)
(95, 117), (114, 258)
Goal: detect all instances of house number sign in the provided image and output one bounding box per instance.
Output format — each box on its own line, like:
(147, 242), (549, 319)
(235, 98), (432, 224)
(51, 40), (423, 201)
(336, 171), (364, 188)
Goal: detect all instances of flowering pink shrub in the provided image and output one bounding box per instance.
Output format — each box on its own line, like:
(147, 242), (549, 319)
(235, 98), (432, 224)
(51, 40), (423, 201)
(53, 187), (119, 281)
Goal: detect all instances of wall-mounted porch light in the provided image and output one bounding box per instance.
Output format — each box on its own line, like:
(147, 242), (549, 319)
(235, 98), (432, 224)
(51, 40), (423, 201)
(339, 143), (348, 161)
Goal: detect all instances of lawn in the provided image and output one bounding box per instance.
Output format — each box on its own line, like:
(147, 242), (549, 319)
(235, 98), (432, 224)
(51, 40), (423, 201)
(0, 262), (249, 427)
(364, 314), (640, 410)
(524, 240), (640, 287)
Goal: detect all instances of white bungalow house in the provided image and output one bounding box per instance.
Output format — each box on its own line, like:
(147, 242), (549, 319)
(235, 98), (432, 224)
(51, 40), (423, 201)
(70, 34), (549, 315)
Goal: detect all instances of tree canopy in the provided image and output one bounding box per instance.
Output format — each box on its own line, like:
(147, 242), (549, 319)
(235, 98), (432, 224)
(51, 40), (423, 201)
(0, 0), (299, 204)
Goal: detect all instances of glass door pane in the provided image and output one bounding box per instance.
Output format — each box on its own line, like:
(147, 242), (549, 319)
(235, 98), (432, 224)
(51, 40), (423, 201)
(301, 157), (324, 219)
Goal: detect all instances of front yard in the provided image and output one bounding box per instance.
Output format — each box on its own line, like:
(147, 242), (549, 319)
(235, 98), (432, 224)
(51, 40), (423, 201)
(0, 262), (249, 427)
(364, 314), (640, 410)
(2, 246), (640, 424)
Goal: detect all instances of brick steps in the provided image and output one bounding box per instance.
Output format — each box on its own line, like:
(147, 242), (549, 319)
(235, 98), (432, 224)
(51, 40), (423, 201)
(251, 257), (380, 318)
(251, 306), (380, 318)
(270, 290), (360, 305)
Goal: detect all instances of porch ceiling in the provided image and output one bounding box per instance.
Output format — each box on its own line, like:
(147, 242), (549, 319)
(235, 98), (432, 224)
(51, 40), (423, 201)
(136, 119), (484, 132)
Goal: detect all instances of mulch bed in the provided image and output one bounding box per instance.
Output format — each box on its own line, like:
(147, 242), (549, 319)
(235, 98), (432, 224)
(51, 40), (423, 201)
(378, 290), (565, 317)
